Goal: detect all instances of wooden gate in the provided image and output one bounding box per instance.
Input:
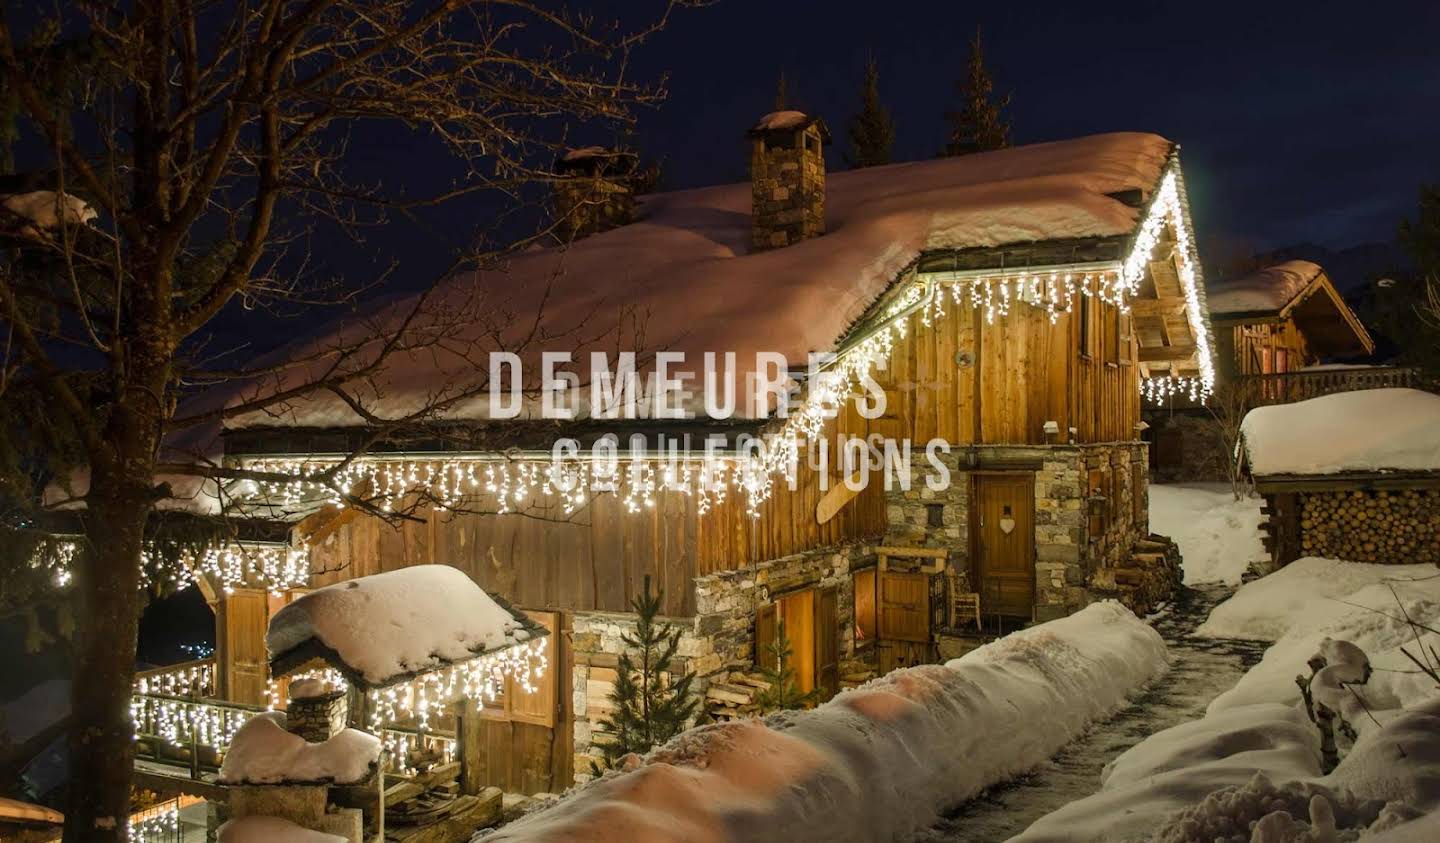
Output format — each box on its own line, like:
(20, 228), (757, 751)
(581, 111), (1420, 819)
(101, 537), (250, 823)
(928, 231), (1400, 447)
(971, 474), (1036, 619)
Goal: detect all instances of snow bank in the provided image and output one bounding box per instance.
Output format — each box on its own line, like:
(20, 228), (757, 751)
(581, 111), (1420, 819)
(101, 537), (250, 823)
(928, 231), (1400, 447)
(267, 565), (536, 686)
(1240, 389), (1440, 476)
(1017, 560), (1440, 842)
(480, 602), (1166, 843)
(1149, 484), (1267, 585)
(217, 815), (347, 843)
(1207, 260), (1321, 315)
(1196, 557), (1437, 641)
(218, 712), (379, 785)
(1203, 560), (1440, 720)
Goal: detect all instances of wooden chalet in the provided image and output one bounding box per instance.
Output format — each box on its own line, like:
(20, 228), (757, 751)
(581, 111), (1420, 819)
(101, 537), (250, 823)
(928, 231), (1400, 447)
(154, 125), (1216, 796)
(1145, 260), (1421, 480)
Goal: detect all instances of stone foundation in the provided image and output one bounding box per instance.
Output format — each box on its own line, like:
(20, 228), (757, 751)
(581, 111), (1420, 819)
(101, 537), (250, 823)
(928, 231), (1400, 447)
(570, 544), (868, 781)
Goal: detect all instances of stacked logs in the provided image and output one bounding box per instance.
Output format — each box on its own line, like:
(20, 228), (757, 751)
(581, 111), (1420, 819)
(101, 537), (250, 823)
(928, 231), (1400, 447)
(1091, 535), (1184, 616)
(1300, 489), (1439, 565)
(704, 671), (770, 721)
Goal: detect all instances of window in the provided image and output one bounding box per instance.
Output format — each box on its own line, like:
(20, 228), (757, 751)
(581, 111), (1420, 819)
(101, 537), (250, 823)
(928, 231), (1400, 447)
(481, 610), (558, 727)
(1077, 294), (1093, 357)
(853, 569), (877, 645)
(1104, 307), (1123, 364)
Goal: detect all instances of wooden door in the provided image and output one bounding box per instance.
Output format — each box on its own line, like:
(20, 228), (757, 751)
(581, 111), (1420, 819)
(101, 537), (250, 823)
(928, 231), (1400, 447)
(217, 589), (268, 705)
(813, 586), (839, 701)
(972, 474), (1036, 619)
(777, 589), (816, 695)
(878, 571), (929, 642)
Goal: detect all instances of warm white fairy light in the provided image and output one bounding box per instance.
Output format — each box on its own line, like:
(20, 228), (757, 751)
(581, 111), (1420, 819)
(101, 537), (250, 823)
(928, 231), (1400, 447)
(1140, 375), (1206, 403)
(127, 798), (181, 843)
(134, 662), (216, 698)
(266, 667), (348, 710)
(34, 540), (310, 596)
(1132, 168), (1215, 404)
(129, 693), (256, 748)
(366, 637), (548, 733)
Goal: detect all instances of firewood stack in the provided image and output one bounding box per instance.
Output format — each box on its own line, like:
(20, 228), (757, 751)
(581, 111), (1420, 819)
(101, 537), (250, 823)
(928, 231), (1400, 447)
(1300, 490), (1439, 565)
(1091, 535), (1183, 616)
(704, 671), (771, 721)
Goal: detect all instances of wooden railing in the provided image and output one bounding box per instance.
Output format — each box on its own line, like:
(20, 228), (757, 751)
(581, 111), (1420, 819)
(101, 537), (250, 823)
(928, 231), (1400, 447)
(1240, 366), (1423, 406)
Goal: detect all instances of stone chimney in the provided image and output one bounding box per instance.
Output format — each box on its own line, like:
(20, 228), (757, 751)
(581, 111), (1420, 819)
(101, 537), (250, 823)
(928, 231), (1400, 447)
(286, 679), (348, 743)
(552, 147), (638, 241)
(748, 111), (829, 251)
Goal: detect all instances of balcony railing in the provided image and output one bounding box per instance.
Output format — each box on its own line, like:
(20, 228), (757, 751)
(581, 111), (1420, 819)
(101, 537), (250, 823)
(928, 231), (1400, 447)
(1240, 366), (1423, 406)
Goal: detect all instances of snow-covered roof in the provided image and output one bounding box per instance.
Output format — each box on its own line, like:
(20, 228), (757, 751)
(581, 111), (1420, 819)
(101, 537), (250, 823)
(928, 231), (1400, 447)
(752, 110), (813, 132)
(1207, 260), (1322, 316)
(215, 132), (1175, 430)
(217, 711), (380, 785)
(267, 565), (543, 687)
(1241, 388), (1440, 476)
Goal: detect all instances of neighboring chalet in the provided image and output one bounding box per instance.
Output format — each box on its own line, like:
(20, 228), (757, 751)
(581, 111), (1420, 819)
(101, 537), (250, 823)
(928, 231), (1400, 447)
(1146, 260), (1415, 480)
(135, 122), (1216, 795)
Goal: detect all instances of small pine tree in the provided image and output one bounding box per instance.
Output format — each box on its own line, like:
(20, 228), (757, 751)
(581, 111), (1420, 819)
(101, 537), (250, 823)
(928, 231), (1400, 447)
(591, 576), (698, 774)
(755, 619), (819, 713)
(846, 54), (895, 169)
(941, 27), (1011, 157)
(774, 71), (789, 111)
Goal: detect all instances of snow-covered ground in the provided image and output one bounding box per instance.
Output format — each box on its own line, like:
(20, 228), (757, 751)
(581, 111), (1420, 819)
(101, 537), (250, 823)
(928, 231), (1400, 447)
(1017, 558), (1440, 842)
(1149, 484), (1267, 586)
(482, 603), (1167, 843)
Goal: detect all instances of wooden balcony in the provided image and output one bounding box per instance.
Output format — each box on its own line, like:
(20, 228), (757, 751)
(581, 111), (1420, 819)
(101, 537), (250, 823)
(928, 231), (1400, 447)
(1239, 366), (1423, 406)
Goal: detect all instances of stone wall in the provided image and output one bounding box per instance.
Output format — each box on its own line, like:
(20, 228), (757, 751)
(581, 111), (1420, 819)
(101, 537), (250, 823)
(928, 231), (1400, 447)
(1143, 409), (1228, 483)
(285, 689), (348, 743)
(553, 176), (634, 241)
(750, 123), (826, 250)
(884, 442), (1150, 622)
(569, 544), (867, 782)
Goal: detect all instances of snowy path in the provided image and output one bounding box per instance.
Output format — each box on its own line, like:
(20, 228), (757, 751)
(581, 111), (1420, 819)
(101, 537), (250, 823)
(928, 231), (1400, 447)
(911, 585), (1266, 843)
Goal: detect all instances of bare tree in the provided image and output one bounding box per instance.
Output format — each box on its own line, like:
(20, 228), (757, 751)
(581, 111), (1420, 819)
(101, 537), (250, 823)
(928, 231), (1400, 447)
(0, 1), (697, 837)
(1205, 381), (1255, 500)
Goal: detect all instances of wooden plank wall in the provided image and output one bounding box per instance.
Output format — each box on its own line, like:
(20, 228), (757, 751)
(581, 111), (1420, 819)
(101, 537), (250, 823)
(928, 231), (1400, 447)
(863, 293), (1139, 446)
(1223, 320), (1315, 378)
(308, 417), (886, 616)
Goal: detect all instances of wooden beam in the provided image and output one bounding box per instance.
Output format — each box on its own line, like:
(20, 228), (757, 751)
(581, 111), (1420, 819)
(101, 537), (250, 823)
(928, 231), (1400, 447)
(1137, 343), (1197, 362)
(1128, 297), (1188, 317)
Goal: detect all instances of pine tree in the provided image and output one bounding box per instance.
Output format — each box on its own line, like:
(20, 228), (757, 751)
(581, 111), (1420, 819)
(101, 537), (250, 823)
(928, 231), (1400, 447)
(755, 619), (819, 713)
(1393, 184), (1440, 377)
(941, 27), (1012, 157)
(774, 71), (789, 111)
(591, 576), (698, 773)
(846, 54), (895, 169)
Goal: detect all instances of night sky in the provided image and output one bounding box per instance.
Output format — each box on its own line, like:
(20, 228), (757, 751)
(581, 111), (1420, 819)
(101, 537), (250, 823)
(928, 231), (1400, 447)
(603, 0), (1439, 258)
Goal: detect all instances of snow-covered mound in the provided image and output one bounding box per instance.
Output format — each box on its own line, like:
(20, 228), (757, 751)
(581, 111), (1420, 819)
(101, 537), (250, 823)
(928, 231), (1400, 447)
(1016, 560), (1440, 842)
(267, 565), (537, 686)
(217, 712), (379, 785)
(1241, 389), (1440, 476)
(1149, 484), (1266, 586)
(482, 602), (1167, 843)
(217, 815), (348, 843)
(209, 132), (1174, 428)
(1196, 557), (1437, 642)
(1202, 560), (1440, 719)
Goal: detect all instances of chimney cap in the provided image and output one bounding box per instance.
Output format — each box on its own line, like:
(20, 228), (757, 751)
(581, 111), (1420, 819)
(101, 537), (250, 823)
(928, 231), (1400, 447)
(748, 111), (831, 143)
(554, 146), (638, 177)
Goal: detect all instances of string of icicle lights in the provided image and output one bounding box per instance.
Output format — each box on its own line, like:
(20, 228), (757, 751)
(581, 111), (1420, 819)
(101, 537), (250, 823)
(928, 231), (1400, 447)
(34, 540), (310, 595)
(1140, 376), (1207, 403)
(229, 166), (1213, 517)
(366, 637), (548, 733)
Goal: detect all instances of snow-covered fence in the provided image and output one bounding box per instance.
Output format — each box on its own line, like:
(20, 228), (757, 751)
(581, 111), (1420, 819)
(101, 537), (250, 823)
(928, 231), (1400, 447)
(483, 601), (1168, 843)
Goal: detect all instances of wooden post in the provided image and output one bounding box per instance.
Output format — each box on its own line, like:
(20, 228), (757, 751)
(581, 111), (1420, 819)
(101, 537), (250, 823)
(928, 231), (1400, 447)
(457, 698), (484, 796)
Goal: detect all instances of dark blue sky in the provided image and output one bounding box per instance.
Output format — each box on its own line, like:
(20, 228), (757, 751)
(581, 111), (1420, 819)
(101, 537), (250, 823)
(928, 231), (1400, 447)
(605, 0), (1440, 256)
